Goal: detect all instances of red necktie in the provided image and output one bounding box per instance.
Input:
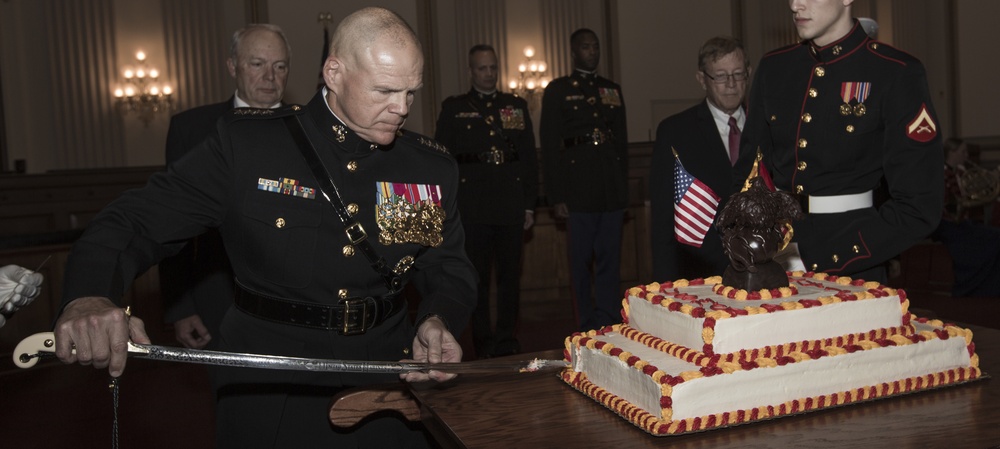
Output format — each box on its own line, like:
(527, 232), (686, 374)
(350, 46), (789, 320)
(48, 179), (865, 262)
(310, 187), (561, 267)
(728, 116), (741, 166)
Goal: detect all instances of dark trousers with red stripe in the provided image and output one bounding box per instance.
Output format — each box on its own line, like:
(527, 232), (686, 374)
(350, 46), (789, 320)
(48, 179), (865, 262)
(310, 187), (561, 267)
(567, 209), (625, 331)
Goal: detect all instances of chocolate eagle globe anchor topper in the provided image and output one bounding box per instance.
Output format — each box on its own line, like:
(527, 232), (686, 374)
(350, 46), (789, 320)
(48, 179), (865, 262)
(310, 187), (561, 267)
(715, 176), (803, 291)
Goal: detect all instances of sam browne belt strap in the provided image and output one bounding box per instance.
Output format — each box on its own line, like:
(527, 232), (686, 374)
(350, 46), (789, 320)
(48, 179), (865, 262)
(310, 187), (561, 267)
(282, 115), (407, 295)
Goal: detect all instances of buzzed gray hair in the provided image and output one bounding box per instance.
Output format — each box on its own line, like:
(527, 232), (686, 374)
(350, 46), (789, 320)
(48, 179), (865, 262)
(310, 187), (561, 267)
(329, 7), (420, 60)
(230, 23), (292, 60)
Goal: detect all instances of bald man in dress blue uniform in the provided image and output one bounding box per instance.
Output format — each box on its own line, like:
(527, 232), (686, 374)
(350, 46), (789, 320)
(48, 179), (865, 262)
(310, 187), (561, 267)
(54, 8), (475, 448)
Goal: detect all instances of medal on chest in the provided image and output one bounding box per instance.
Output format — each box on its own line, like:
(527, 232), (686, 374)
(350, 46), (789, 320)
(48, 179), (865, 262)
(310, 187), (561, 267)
(840, 82), (871, 117)
(375, 181), (445, 247)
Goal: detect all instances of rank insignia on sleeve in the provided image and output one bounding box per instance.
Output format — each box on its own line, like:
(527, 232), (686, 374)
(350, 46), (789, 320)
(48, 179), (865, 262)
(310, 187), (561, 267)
(500, 106), (526, 130)
(257, 177), (316, 199)
(375, 181), (445, 247)
(906, 104), (937, 143)
(599, 87), (622, 106)
(456, 112), (481, 118)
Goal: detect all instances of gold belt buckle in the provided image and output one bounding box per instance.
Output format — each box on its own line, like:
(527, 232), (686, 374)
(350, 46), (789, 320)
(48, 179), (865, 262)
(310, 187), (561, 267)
(339, 297), (370, 335)
(487, 148), (504, 165)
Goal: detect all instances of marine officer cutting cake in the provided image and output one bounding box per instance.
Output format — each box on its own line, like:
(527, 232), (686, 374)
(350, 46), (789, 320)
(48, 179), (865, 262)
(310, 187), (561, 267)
(52, 7), (475, 448)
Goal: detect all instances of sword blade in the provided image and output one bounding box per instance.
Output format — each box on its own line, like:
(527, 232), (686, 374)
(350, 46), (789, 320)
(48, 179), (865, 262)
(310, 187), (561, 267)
(14, 332), (566, 374)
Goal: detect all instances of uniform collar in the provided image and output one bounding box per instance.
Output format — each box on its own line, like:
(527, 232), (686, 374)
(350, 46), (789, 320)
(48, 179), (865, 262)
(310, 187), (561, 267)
(307, 88), (388, 154)
(469, 88), (499, 106)
(573, 69), (597, 80)
(807, 19), (869, 63)
(471, 87), (497, 100)
(233, 91), (282, 109)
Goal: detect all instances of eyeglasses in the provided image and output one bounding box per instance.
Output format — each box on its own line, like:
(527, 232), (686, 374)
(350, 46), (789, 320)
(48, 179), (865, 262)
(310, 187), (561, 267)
(702, 71), (749, 84)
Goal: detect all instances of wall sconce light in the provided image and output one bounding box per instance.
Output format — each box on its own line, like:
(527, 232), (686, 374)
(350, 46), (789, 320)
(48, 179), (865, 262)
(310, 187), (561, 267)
(508, 46), (549, 100)
(113, 50), (173, 126)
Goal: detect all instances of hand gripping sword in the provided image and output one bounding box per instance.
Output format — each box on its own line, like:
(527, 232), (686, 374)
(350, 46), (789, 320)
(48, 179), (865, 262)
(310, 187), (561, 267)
(13, 332), (567, 374)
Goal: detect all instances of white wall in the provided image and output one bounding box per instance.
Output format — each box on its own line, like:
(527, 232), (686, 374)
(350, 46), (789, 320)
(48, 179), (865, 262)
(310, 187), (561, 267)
(615, 1), (735, 142)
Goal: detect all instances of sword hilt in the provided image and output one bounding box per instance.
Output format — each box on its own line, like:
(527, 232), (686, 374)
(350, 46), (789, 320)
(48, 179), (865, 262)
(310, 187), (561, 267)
(12, 331), (146, 369)
(14, 332), (57, 368)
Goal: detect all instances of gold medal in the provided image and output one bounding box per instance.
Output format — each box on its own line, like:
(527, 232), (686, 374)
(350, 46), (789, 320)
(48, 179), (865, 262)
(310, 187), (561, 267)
(840, 103), (853, 116)
(854, 103), (866, 117)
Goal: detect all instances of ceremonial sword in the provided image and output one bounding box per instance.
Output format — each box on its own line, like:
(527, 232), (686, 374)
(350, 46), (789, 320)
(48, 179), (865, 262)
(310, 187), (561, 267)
(14, 332), (567, 374)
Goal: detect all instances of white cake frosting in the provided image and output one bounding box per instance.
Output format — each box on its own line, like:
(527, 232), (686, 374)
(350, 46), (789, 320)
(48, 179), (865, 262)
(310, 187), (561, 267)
(562, 272), (982, 435)
(625, 273), (908, 358)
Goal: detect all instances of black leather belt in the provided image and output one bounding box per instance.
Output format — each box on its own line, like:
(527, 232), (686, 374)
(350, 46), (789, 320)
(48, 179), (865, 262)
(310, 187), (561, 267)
(234, 284), (403, 335)
(454, 150), (519, 165)
(564, 129), (611, 147)
(793, 193), (810, 214)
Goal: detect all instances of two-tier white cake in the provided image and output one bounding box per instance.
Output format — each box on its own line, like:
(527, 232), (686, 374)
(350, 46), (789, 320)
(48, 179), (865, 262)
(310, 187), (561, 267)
(562, 272), (981, 435)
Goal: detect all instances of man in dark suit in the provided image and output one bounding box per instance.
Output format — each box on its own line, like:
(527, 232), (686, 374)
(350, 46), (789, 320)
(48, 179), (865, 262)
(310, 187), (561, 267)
(651, 36), (750, 281)
(541, 28), (628, 331)
(435, 44), (538, 358)
(159, 23), (290, 349)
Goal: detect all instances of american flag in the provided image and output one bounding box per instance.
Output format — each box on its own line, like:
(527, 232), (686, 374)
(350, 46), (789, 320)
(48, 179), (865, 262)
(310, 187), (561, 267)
(674, 153), (720, 247)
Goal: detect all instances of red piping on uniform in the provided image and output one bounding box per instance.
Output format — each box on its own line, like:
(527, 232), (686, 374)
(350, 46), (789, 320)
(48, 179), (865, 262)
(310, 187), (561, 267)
(824, 231), (871, 273)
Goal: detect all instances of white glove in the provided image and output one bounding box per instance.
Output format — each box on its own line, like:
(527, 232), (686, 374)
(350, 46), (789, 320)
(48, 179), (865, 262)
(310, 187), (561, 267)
(0, 265), (44, 328)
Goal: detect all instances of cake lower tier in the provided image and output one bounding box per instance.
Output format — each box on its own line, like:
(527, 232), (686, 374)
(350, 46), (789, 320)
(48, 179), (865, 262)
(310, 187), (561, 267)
(563, 318), (981, 435)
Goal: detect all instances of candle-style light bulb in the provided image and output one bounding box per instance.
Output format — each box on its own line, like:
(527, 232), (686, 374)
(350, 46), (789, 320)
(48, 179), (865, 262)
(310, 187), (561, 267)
(149, 69), (159, 79)
(136, 51), (146, 62)
(162, 86), (173, 96)
(149, 86), (160, 96)
(136, 69), (146, 79)
(114, 88), (124, 98)
(524, 46), (535, 58)
(124, 87), (135, 97)
(518, 63), (526, 73)
(124, 69), (134, 79)
(538, 63), (547, 73)
(508, 80), (517, 90)
(529, 63), (538, 73)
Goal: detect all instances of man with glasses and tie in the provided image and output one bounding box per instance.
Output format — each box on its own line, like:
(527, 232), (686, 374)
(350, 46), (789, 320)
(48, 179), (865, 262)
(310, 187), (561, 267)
(651, 36), (750, 281)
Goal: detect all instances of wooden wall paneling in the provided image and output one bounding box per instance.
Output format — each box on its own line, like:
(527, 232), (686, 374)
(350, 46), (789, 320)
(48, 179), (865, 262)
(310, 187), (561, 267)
(0, 166), (166, 370)
(0, 167), (160, 236)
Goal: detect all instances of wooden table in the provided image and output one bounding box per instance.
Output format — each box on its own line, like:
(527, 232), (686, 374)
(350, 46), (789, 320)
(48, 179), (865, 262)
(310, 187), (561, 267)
(408, 324), (1000, 448)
